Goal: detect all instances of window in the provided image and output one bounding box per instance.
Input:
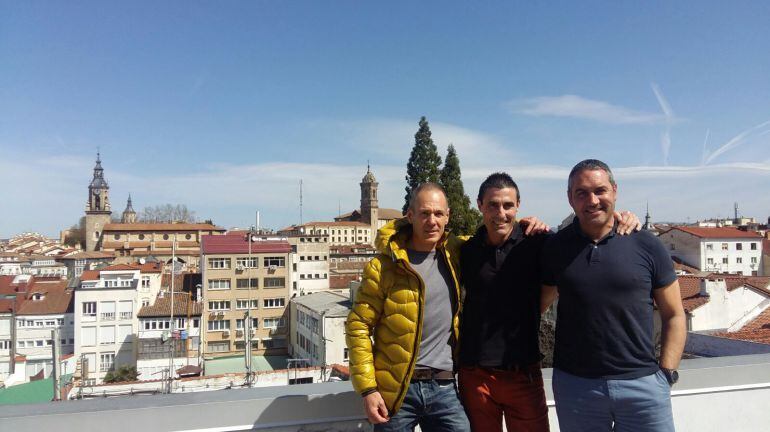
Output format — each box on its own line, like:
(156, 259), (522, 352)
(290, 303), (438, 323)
(208, 300), (231, 311)
(263, 298), (286, 308)
(114, 234), (121, 240)
(35, 340), (44, 347)
(707, 258), (714, 265)
(722, 257), (729, 264)
(264, 277), (285, 289)
(185, 234), (192, 240)
(83, 302), (97, 318)
(207, 341), (229, 352)
(722, 243), (728, 251)
(163, 234), (170, 240)
(57, 318), (64, 326)
(142, 298), (150, 307)
(208, 319), (230, 331)
(193, 318), (200, 328)
(737, 257), (743, 264)
(208, 279), (231, 290)
(751, 257), (758, 264)
(118, 301), (133, 320)
(736, 243), (743, 250)
(100, 301), (116, 321)
(236, 257), (259, 268)
(141, 276), (151, 290)
(138, 234), (145, 240)
(263, 338), (287, 349)
(344, 348), (349, 361)
(45, 320), (56, 327)
(236, 278), (259, 289)
(100, 353), (115, 372)
(751, 243), (758, 250)
(263, 317), (286, 328)
(236, 299), (258, 309)
(82, 327), (97, 346)
(263, 257), (285, 268)
(0, 340), (10, 350)
(99, 326), (115, 345)
(208, 258), (231, 269)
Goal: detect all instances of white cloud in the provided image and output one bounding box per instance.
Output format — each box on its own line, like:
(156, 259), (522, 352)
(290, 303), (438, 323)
(703, 119), (770, 165)
(508, 94), (667, 125)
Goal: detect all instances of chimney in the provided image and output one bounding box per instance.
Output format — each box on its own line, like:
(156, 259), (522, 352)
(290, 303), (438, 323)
(699, 279), (710, 297)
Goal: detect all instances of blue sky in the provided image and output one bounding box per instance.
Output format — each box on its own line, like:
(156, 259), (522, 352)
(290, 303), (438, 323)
(2, 1), (769, 237)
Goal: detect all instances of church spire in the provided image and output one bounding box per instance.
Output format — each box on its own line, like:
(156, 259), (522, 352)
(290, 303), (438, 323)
(643, 202), (652, 230)
(122, 193), (137, 223)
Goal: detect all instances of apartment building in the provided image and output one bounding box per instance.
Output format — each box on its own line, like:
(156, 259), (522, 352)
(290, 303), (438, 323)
(659, 227), (764, 276)
(15, 277), (74, 380)
(136, 292), (202, 379)
(284, 234), (330, 296)
(289, 291), (351, 367)
(74, 263), (162, 383)
(201, 234), (292, 359)
(57, 251), (115, 278)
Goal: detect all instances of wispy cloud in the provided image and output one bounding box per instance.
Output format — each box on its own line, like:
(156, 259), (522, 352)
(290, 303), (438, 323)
(703, 119), (770, 165)
(651, 83), (675, 165)
(507, 94), (667, 125)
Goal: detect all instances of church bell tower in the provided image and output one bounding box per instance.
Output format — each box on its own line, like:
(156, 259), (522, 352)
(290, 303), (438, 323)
(85, 152), (112, 251)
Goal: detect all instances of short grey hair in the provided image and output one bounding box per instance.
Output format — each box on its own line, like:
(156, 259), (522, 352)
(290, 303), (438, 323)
(408, 182), (447, 211)
(568, 159), (616, 191)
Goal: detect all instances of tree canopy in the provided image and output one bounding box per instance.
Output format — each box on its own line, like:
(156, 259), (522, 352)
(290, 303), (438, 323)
(403, 116), (442, 213)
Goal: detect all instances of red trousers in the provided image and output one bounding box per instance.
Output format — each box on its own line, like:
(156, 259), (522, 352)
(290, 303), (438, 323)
(459, 366), (550, 432)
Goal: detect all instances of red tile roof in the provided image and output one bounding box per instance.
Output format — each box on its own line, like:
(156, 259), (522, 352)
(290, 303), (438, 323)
(670, 226), (763, 239)
(201, 235), (291, 254)
(137, 292), (202, 317)
(80, 270), (100, 281)
(99, 262), (162, 273)
(714, 307), (770, 345)
(103, 223), (225, 232)
(330, 275), (360, 289)
(58, 251), (115, 260)
(677, 276), (711, 313)
(17, 279), (73, 315)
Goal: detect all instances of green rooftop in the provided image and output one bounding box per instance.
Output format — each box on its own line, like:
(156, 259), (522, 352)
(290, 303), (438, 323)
(0, 378), (54, 405)
(204, 355), (289, 376)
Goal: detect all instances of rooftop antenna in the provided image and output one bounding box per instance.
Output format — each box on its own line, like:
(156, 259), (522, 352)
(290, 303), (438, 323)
(734, 202), (739, 220)
(299, 179), (303, 225)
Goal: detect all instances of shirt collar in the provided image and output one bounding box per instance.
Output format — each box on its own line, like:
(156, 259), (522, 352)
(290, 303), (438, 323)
(571, 216), (617, 244)
(476, 222), (523, 248)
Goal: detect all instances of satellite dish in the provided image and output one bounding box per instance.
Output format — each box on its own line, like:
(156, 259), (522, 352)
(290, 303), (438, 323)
(251, 235), (258, 242)
(139, 258), (146, 265)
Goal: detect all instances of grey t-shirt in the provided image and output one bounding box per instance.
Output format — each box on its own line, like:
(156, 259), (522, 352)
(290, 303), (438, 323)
(407, 248), (455, 372)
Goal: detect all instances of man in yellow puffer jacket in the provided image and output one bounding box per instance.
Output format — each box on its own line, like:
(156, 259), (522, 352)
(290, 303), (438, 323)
(346, 183), (470, 431)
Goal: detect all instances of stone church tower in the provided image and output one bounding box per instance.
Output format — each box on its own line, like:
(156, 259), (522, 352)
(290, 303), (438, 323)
(121, 194), (137, 224)
(85, 152), (112, 252)
(360, 164), (379, 235)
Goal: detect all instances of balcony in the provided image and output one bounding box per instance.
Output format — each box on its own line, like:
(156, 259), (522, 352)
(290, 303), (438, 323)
(1, 354), (769, 431)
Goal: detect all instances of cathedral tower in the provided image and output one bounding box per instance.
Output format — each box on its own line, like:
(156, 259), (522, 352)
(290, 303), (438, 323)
(85, 152), (112, 251)
(360, 164), (379, 235)
(121, 194), (137, 224)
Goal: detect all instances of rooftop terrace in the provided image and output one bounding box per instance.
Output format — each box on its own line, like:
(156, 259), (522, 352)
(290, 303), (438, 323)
(1, 353), (769, 431)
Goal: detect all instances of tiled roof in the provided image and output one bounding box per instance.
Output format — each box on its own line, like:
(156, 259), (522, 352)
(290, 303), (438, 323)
(333, 261), (369, 271)
(137, 292), (202, 317)
(17, 279), (73, 315)
(677, 276), (711, 313)
(303, 221), (371, 228)
(329, 274), (360, 289)
(201, 235), (291, 254)
(103, 223), (225, 232)
(80, 270), (100, 281)
(330, 244), (377, 254)
(714, 307), (770, 345)
(670, 226), (763, 239)
(377, 208), (404, 220)
(58, 251), (115, 260)
(100, 262), (162, 273)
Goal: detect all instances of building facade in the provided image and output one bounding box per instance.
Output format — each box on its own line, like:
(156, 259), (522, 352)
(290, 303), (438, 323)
(659, 227), (764, 276)
(289, 291), (351, 367)
(74, 263), (161, 383)
(201, 234), (293, 360)
(285, 234), (330, 296)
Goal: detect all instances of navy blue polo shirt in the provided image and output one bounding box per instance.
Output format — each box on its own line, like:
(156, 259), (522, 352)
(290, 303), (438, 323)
(541, 219), (677, 379)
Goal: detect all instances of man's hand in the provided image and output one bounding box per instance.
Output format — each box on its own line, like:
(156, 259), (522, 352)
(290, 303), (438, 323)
(363, 391), (389, 424)
(614, 210), (641, 235)
(519, 216), (551, 236)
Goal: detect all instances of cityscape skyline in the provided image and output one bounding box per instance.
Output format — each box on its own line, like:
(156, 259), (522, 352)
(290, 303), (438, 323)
(2, 2), (770, 237)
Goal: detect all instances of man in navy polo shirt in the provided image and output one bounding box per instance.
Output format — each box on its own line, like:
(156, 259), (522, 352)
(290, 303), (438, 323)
(541, 159), (686, 432)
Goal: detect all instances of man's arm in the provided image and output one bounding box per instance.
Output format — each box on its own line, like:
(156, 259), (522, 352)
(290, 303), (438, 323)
(652, 280), (687, 370)
(345, 258), (390, 424)
(541, 284), (558, 314)
(519, 216), (550, 236)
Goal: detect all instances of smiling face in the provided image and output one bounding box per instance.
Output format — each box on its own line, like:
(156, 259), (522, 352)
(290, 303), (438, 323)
(568, 168), (617, 238)
(406, 188), (449, 252)
(478, 187), (519, 246)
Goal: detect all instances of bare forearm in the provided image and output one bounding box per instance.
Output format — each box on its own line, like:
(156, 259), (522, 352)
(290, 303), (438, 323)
(540, 285), (558, 314)
(659, 314), (686, 369)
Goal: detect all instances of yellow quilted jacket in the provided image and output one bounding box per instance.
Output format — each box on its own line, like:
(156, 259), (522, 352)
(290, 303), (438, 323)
(345, 217), (464, 415)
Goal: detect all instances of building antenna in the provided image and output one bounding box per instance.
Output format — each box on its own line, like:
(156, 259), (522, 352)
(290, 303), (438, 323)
(299, 179), (303, 225)
(734, 202), (739, 220)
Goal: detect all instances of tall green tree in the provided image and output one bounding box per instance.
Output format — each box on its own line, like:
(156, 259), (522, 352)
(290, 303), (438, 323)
(440, 144), (482, 235)
(403, 116), (442, 213)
